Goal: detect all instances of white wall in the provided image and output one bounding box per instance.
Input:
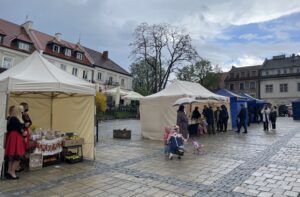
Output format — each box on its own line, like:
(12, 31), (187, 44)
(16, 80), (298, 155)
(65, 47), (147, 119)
(94, 67), (132, 90)
(260, 77), (300, 105)
(0, 47), (30, 69)
(44, 54), (94, 82)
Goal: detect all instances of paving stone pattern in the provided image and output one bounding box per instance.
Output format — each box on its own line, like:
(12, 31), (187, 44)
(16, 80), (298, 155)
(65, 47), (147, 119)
(0, 118), (300, 197)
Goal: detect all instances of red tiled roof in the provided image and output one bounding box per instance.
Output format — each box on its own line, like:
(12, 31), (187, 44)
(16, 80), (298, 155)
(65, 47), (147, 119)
(84, 47), (131, 76)
(0, 19), (33, 53)
(30, 29), (90, 66)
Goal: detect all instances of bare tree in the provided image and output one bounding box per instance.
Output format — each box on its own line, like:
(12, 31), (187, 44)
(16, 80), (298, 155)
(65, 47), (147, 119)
(130, 23), (198, 93)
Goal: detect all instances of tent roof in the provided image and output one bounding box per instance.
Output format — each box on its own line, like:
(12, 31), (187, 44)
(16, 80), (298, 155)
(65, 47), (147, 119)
(240, 93), (267, 103)
(0, 51), (96, 95)
(143, 80), (227, 101)
(216, 89), (247, 100)
(122, 91), (144, 100)
(104, 86), (129, 96)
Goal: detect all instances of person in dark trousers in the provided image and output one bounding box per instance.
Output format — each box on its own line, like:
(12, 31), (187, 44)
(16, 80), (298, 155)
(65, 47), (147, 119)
(206, 106), (215, 134)
(236, 104), (247, 133)
(214, 107), (221, 132)
(269, 106), (277, 130)
(220, 105), (229, 132)
(261, 105), (270, 131)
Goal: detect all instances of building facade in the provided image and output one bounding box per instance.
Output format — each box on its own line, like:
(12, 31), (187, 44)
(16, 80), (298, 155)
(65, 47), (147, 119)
(0, 18), (132, 90)
(260, 54), (300, 106)
(224, 65), (261, 98)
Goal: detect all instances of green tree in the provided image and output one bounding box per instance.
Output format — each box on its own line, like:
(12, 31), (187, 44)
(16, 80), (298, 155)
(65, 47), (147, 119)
(130, 23), (198, 93)
(202, 65), (223, 91)
(176, 59), (213, 84)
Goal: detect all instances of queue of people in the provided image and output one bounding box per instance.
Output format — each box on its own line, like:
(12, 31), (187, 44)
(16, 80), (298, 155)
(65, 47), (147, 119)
(4, 103), (32, 180)
(235, 104), (277, 134)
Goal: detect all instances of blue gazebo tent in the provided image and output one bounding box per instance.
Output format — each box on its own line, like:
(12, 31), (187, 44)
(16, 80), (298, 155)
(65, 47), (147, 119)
(240, 93), (268, 123)
(292, 99), (300, 120)
(216, 89), (248, 128)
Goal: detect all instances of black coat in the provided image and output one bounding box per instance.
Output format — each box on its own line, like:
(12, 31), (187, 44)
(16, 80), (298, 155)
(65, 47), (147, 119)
(206, 108), (214, 124)
(238, 107), (247, 120)
(191, 109), (201, 119)
(220, 108), (229, 122)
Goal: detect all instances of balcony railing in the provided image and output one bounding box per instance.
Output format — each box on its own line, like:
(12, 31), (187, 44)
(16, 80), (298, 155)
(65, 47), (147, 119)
(104, 80), (120, 86)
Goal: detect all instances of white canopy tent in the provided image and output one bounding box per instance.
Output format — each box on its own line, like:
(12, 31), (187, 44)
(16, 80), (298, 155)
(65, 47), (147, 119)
(122, 91), (144, 100)
(140, 80), (231, 140)
(0, 51), (96, 171)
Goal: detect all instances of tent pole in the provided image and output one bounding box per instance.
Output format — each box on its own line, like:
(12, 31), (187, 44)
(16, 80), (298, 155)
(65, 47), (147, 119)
(50, 92), (53, 130)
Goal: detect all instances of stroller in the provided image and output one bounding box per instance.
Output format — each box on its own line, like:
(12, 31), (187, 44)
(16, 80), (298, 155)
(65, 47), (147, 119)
(168, 134), (184, 160)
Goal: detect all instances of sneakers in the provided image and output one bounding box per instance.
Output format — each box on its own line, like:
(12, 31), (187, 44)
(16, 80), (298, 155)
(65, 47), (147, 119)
(169, 153), (173, 160)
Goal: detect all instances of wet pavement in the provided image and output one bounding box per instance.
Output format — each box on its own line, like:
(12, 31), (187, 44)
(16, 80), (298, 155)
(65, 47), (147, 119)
(1, 118), (300, 197)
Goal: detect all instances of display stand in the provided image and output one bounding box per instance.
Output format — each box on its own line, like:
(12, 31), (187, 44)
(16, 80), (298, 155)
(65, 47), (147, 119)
(63, 145), (83, 164)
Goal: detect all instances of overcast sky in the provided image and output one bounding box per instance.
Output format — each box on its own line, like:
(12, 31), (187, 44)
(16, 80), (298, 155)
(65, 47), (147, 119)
(2, 0), (300, 71)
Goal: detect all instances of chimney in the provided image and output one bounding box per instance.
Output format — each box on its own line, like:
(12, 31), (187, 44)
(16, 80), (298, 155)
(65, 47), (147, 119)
(22, 20), (33, 31)
(55, 33), (62, 42)
(102, 51), (108, 60)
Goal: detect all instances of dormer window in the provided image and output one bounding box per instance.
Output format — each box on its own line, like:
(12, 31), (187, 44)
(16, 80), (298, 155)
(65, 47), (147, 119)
(65, 48), (72, 57)
(76, 52), (83, 60)
(18, 41), (30, 51)
(52, 44), (60, 53)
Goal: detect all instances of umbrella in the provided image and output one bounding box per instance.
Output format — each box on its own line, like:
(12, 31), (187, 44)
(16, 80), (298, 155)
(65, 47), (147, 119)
(173, 97), (198, 106)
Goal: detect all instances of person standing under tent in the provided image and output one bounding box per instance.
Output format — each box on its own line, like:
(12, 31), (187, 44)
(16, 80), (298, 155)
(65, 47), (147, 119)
(176, 105), (189, 139)
(236, 104), (247, 133)
(191, 107), (201, 121)
(206, 106), (215, 135)
(220, 105), (229, 132)
(214, 107), (221, 132)
(5, 106), (26, 179)
(20, 102), (32, 151)
(269, 106), (277, 131)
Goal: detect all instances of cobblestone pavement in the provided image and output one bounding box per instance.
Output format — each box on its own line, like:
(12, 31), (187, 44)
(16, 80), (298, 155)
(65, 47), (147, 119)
(1, 118), (300, 197)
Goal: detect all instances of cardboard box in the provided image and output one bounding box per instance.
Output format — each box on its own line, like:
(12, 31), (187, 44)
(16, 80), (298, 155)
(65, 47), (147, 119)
(29, 153), (43, 171)
(63, 138), (84, 147)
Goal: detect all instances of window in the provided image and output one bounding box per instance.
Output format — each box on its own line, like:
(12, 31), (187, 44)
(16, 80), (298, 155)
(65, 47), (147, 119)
(230, 73), (234, 79)
(0, 36), (3, 44)
(241, 72), (245, 78)
(121, 79), (125, 86)
(298, 83), (300, 92)
(239, 83), (244, 90)
(65, 48), (72, 57)
(283, 69), (287, 74)
(266, 71), (269, 75)
(250, 82), (256, 90)
(277, 69), (281, 75)
(297, 68), (300, 73)
(265, 84), (273, 93)
(76, 52), (83, 60)
(72, 67), (78, 76)
(108, 76), (113, 83)
(97, 72), (102, 80)
(53, 45), (60, 53)
(230, 83), (234, 91)
(236, 73), (240, 78)
(2, 57), (13, 69)
(18, 41), (30, 51)
(60, 64), (66, 71)
(251, 71), (256, 76)
(280, 83), (288, 92)
(82, 70), (88, 79)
